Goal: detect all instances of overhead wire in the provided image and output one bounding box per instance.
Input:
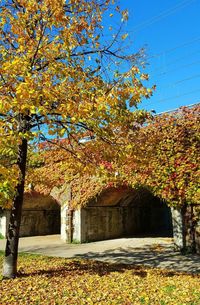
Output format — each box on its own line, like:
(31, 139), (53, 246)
(148, 48), (200, 73)
(152, 60), (200, 78)
(130, 0), (196, 33)
(142, 89), (200, 107)
(162, 74), (200, 89)
(148, 36), (200, 59)
(127, 1), (200, 109)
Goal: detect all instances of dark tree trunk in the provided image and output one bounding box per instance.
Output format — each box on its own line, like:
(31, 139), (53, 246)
(2, 137), (28, 278)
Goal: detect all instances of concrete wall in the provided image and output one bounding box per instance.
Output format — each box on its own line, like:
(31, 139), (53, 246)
(172, 205), (200, 254)
(57, 186), (174, 243)
(78, 202), (172, 243)
(20, 209), (60, 237)
(80, 207), (123, 242)
(185, 206), (200, 254)
(51, 184), (72, 242)
(0, 192), (60, 238)
(78, 202), (199, 252)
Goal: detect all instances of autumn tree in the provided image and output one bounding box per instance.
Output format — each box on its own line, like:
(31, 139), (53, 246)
(0, 0), (153, 278)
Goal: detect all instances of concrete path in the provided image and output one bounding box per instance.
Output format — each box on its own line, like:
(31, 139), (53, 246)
(0, 235), (199, 273)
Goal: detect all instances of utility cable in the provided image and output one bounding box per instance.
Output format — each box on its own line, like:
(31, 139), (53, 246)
(130, 0), (196, 33)
(143, 89), (200, 107)
(151, 60), (200, 78)
(148, 36), (200, 59)
(148, 48), (200, 73)
(161, 74), (200, 89)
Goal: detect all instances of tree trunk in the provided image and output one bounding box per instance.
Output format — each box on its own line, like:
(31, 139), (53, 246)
(2, 137), (28, 278)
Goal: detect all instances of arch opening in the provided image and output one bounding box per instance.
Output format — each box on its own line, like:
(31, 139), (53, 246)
(81, 187), (173, 242)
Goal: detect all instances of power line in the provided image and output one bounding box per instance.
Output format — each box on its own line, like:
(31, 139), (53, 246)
(148, 48), (200, 73)
(143, 88), (200, 107)
(151, 60), (200, 78)
(130, 0), (196, 33)
(148, 36), (200, 59)
(162, 74), (200, 89)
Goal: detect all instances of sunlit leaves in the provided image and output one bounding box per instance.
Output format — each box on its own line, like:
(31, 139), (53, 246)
(0, 0), (154, 207)
(0, 253), (199, 304)
(122, 106), (200, 207)
(0, 127), (19, 206)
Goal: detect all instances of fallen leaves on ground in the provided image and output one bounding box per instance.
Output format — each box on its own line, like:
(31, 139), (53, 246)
(0, 252), (199, 305)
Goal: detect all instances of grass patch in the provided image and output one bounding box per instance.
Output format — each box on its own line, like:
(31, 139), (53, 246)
(0, 233), (4, 239)
(0, 252), (199, 304)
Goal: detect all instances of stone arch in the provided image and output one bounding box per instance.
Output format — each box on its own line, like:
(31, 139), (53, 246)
(74, 186), (173, 243)
(20, 192), (61, 237)
(0, 191), (61, 238)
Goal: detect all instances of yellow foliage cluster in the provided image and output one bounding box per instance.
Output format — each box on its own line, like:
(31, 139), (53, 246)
(0, 0), (154, 207)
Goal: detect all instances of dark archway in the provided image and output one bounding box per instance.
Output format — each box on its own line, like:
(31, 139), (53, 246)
(20, 192), (61, 237)
(120, 188), (173, 238)
(81, 186), (173, 242)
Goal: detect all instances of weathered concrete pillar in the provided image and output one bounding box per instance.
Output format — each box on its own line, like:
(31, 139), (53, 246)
(60, 206), (82, 243)
(72, 210), (82, 242)
(171, 207), (185, 251)
(60, 204), (68, 242)
(80, 208), (88, 243)
(51, 184), (71, 242)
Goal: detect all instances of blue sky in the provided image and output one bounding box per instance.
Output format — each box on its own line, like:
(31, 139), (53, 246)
(116, 0), (200, 113)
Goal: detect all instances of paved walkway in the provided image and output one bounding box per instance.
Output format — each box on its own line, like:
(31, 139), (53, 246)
(0, 235), (199, 273)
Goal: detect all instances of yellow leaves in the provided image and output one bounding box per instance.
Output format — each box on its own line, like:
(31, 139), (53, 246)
(140, 73), (149, 81)
(0, 254), (199, 304)
(0, 160), (19, 205)
(48, 129), (56, 136)
(121, 33), (128, 40)
(121, 9), (129, 21)
(0, 100), (10, 114)
(59, 128), (66, 138)
(70, 117), (76, 123)
(0, 0), (159, 206)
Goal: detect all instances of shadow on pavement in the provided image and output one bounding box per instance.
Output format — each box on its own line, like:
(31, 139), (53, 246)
(18, 258), (184, 279)
(74, 245), (200, 274)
